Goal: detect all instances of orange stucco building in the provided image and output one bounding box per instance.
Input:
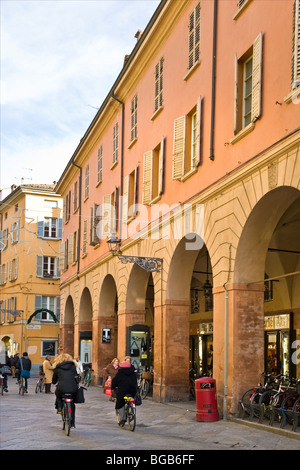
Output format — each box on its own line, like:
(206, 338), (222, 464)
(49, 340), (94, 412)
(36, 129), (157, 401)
(0, 185), (62, 372)
(55, 0), (300, 416)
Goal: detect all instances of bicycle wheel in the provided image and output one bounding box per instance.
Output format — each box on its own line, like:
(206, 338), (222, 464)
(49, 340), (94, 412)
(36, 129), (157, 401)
(19, 378), (25, 396)
(35, 380), (40, 393)
(62, 403), (72, 436)
(127, 402), (136, 431)
(140, 379), (150, 399)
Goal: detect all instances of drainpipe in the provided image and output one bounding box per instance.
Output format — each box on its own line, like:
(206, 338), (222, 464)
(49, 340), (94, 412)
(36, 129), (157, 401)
(209, 0), (218, 161)
(111, 93), (124, 242)
(223, 243), (231, 420)
(71, 161), (82, 280)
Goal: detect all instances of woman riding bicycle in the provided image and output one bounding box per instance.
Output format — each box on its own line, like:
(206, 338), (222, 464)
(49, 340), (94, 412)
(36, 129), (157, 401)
(52, 353), (78, 428)
(111, 360), (137, 427)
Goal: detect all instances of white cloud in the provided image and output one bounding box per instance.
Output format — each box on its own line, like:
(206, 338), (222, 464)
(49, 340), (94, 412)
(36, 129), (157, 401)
(0, 0), (160, 197)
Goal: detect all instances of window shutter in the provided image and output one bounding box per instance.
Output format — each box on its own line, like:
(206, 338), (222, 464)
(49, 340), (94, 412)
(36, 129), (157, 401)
(193, 97), (202, 168)
(35, 295), (42, 320)
(172, 116), (186, 179)
(57, 218), (62, 239)
(142, 151), (153, 204)
(123, 175), (129, 222)
(133, 165), (139, 217)
(234, 53), (239, 134)
(36, 255), (43, 277)
(252, 32), (263, 121)
(15, 220), (19, 242)
(0, 230), (3, 252)
(114, 186), (119, 233)
(14, 257), (18, 280)
(9, 259), (13, 281)
(37, 220), (44, 238)
(102, 194), (112, 237)
(158, 137), (165, 195)
(68, 233), (74, 265)
(82, 220), (88, 255)
(292, 0), (300, 87)
(56, 296), (60, 321)
(10, 223), (14, 243)
(59, 242), (65, 272)
(93, 204), (101, 245)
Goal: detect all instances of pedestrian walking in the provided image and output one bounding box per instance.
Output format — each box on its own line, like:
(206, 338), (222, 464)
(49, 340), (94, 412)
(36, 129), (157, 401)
(75, 356), (84, 382)
(43, 355), (54, 393)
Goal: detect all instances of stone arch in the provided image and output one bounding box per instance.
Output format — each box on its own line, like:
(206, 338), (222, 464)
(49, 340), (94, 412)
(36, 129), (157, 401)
(166, 233), (204, 301)
(234, 186), (300, 284)
(64, 295), (75, 325)
(99, 274), (118, 317)
(126, 263), (152, 311)
(79, 287), (93, 322)
(60, 295), (75, 355)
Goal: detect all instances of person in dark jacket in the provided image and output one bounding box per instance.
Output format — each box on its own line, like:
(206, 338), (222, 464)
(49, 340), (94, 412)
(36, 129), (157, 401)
(111, 360), (137, 426)
(0, 352), (11, 392)
(15, 352), (31, 393)
(52, 353), (78, 427)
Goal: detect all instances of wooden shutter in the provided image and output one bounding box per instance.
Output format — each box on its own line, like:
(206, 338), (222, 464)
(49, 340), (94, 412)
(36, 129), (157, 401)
(192, 97), (202, 168)
(82, 220), (88, 255)
(59, 242), (65, 272)
(158, 137), (165, 195)
(143, 151), (153, 204)
(14, 257), (18, 280)
(252, 32), (263, 121)
(68, 233), (74, 265)
(123, 175), (129, 222)
(292, 0), (300, 87)
(102, 194), (112, 237)
(37, 220), (44, 238)
(36, 255), (43, 277)
(172, 116), (186, 179)
(234, 53), (239, 134)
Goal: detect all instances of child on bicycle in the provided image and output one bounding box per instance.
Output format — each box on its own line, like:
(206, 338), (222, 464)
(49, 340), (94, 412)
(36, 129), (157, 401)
(111, 360), (138, 427)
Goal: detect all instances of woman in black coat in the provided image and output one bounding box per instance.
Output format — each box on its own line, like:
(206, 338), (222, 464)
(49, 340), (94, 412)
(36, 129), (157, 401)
(52, 353), (78, 427)
(111, 360), (137, 426)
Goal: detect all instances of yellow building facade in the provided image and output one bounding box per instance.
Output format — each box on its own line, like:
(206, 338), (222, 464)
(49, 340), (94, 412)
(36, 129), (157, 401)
(0, 185), (62, 372)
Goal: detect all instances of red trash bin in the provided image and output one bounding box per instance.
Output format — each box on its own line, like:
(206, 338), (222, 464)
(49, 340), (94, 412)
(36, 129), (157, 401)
(195, 377), (219, 422)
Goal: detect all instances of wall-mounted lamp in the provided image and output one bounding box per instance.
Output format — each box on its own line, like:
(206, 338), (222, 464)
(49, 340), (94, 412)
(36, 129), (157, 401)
(107, 233), (162, 273)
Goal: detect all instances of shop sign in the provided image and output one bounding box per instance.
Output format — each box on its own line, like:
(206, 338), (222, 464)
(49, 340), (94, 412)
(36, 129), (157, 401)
(198, 322), (213, 335)
(264, 314), (290, 331)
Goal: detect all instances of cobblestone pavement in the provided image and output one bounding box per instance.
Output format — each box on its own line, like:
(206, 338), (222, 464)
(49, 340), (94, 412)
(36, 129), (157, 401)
(1, 376), (299, 453)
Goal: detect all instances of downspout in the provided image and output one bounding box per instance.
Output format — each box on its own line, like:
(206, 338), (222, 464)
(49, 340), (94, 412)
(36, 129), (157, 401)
(71, 161), (82, 280)
(223, 243), (231, 420)
(209, 0), (218, 161)
(111, 93), (124, 242)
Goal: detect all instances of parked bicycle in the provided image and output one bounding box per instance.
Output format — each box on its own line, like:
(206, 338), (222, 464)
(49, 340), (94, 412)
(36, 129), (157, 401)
(116, 395), (136, 431)
(138, 370), (153, 399)
(239, 373), (300, 432)
(35, 375), (45, 393)
(83, 367), (93, 387)
(61, 393), (74, 436)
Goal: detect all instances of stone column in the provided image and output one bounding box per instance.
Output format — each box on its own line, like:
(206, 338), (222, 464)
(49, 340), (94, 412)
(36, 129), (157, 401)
(153, 300), (190, 402)
(92, 316), (117, 384)
(213, 283), (265, 417)
(60, 324), (74, 356)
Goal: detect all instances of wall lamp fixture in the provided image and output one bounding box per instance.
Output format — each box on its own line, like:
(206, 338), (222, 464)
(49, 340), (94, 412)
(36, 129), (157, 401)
(107, 233), (162, 273)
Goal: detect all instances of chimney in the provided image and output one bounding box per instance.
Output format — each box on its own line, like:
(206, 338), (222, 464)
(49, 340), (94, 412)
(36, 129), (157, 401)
(135, 30), (143, 41)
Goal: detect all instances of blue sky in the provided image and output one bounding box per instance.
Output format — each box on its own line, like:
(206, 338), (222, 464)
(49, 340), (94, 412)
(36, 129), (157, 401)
(0, 0), (160, 199)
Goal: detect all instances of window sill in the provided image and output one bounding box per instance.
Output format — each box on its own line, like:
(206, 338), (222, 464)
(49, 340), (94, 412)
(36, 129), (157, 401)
(230, 122), (255, 145)
(184, 60), (201, 81)
(283, 85), (300, 104)
(180, 166), (198, 182)
(233, 0), (253, 21)
(128, 137), (137, 149)
(151, 106), (164, 121)
(110, 160), (118, 170)
(96, 180), (102, 188)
